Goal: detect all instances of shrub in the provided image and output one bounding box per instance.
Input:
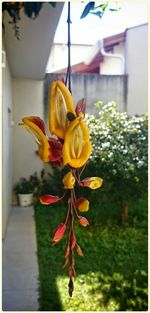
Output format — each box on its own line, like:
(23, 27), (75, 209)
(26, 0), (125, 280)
(84, 101), (148, 220)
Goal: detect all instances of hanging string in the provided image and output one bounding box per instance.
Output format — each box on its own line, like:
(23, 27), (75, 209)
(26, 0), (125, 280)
(65, 2), (72, 94)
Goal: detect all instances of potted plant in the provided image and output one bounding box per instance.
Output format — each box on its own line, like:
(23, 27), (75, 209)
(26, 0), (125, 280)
(14, 177), (34, 207)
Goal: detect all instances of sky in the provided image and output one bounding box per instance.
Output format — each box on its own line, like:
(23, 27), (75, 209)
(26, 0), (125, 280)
(54, 1), (148, 45)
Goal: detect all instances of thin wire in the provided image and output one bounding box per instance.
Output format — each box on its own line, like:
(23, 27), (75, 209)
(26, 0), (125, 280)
(65, 2), (72, 94)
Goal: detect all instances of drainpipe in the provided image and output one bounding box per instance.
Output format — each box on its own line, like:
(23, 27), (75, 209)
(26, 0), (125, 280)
(99, 39), (125, 74)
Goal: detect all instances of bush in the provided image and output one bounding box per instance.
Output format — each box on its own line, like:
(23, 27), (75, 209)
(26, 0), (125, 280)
(84, 101), (148, 203)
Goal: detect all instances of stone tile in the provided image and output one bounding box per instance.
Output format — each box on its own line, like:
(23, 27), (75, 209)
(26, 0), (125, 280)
(3, 252), (39, 291)
(3, 206), (39, 311)
(3, 235), (37, 254)
(2, 289), (39, 311)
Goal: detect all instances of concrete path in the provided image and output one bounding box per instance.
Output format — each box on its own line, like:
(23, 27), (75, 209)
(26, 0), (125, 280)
(2, 206), (39, 311)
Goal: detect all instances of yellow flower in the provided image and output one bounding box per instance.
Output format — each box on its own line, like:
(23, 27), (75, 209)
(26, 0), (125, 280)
(62, 115), (92, 168)
(75, 197), (89, 212)
(20, 116), (62, 163)
(81, 177), (103, 189)
(49, 80), (76, 139)
(63, 172), (75, 189)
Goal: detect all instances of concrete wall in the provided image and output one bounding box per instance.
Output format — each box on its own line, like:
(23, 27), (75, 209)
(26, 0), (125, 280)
(125, 24), (148, 115)
(2, 48), (13, 239)
(44, 73), (127, 118)
(12, 79), (44, 184)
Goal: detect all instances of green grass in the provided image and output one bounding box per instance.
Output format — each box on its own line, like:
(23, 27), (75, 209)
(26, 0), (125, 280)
(34, 196), (148, 311)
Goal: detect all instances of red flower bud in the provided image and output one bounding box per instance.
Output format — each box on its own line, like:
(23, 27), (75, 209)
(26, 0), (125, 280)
(78, 216), (89, 227)
(65, 245), (70, 258)
(40, 194), (61, 205)
(76, 244), (84, 256)
(63, 257), (69, 268)
(69, 266), (76, 277)
(75, 98), (86, 118)
(52, 223), (66, 245)
(71, 235), (76, 250)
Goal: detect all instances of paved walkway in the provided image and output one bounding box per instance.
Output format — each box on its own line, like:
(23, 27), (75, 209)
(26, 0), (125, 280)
(2, 206), (39, 311)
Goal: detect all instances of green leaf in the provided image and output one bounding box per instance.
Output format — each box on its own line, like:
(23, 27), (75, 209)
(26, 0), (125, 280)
(109, 8), (120, 11)
(24, 3), (43, 19)
(80, 2), (95, 19)
(95, 3), (108, 10)
(90, 11), (104, 18)
(49, 2), (57, 8)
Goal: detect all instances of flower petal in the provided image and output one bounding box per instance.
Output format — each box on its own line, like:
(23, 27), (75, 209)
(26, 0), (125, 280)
(49, 80), (76, 139)
(48, 138), (62, 161)
(75, 197), (89, 212)
(81, 177), (103, 189)
(40, 194), (61, 205)
(52, 223), (66, 244)
(20, 117), (63, 164)
(21, 116), (51, 162)
(62, 116), (92, 168)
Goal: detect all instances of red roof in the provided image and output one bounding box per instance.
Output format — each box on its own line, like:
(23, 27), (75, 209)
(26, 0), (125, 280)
(51, 32), (125, 74)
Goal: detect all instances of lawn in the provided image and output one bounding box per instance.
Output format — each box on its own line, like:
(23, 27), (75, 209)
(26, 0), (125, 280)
(34, 196), (148, 311)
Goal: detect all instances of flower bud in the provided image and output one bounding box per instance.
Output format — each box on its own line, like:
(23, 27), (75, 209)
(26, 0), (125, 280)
(81, 177), (103, 189)
(76, 244), (83, 256)
(63, 171), (75, 189)
(75, 197), (89, 212)
(40, 194), (61, 205)
(63, 257), (69, 268)
(69, 266), (76, 277)
(65, 245), (70, 258)
(71, 235), (76, 250)
(78, 216), (89, 227)
(68, 277), (74, 297)
(75, 98), (86, 118)
(52, 223), (66, 245)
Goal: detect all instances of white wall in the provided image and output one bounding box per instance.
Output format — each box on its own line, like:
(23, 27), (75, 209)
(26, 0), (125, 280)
(46, 43), (92, 72)
(12, 79), (44, 184)
(2, 48), (13, 239)
(125, 24), (148, 115)
(100, 42), (124, 75)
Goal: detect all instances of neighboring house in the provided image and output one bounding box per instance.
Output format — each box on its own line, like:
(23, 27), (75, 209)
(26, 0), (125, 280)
(51, 24), (148, 115)
(2, 3), (64, 238)
(46, 42), (93, 73)
(52, 32), (125, 74)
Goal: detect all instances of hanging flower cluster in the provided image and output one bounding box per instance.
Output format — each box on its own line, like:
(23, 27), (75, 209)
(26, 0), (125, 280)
(20, 80), (103, 296)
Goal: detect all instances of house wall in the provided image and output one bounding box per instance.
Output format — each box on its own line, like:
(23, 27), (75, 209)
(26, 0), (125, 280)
(12, 79), (44, 184)
(100, 42), (125, 75)
(2, 47), (13, 239)
(125, 24), (148, 114)
(46, 43), (92, 73)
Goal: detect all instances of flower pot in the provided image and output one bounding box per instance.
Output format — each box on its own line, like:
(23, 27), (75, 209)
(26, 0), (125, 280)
(18, 193), (33, 207)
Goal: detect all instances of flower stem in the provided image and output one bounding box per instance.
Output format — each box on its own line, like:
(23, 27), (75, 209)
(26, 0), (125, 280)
(65, 1), (72, 93)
